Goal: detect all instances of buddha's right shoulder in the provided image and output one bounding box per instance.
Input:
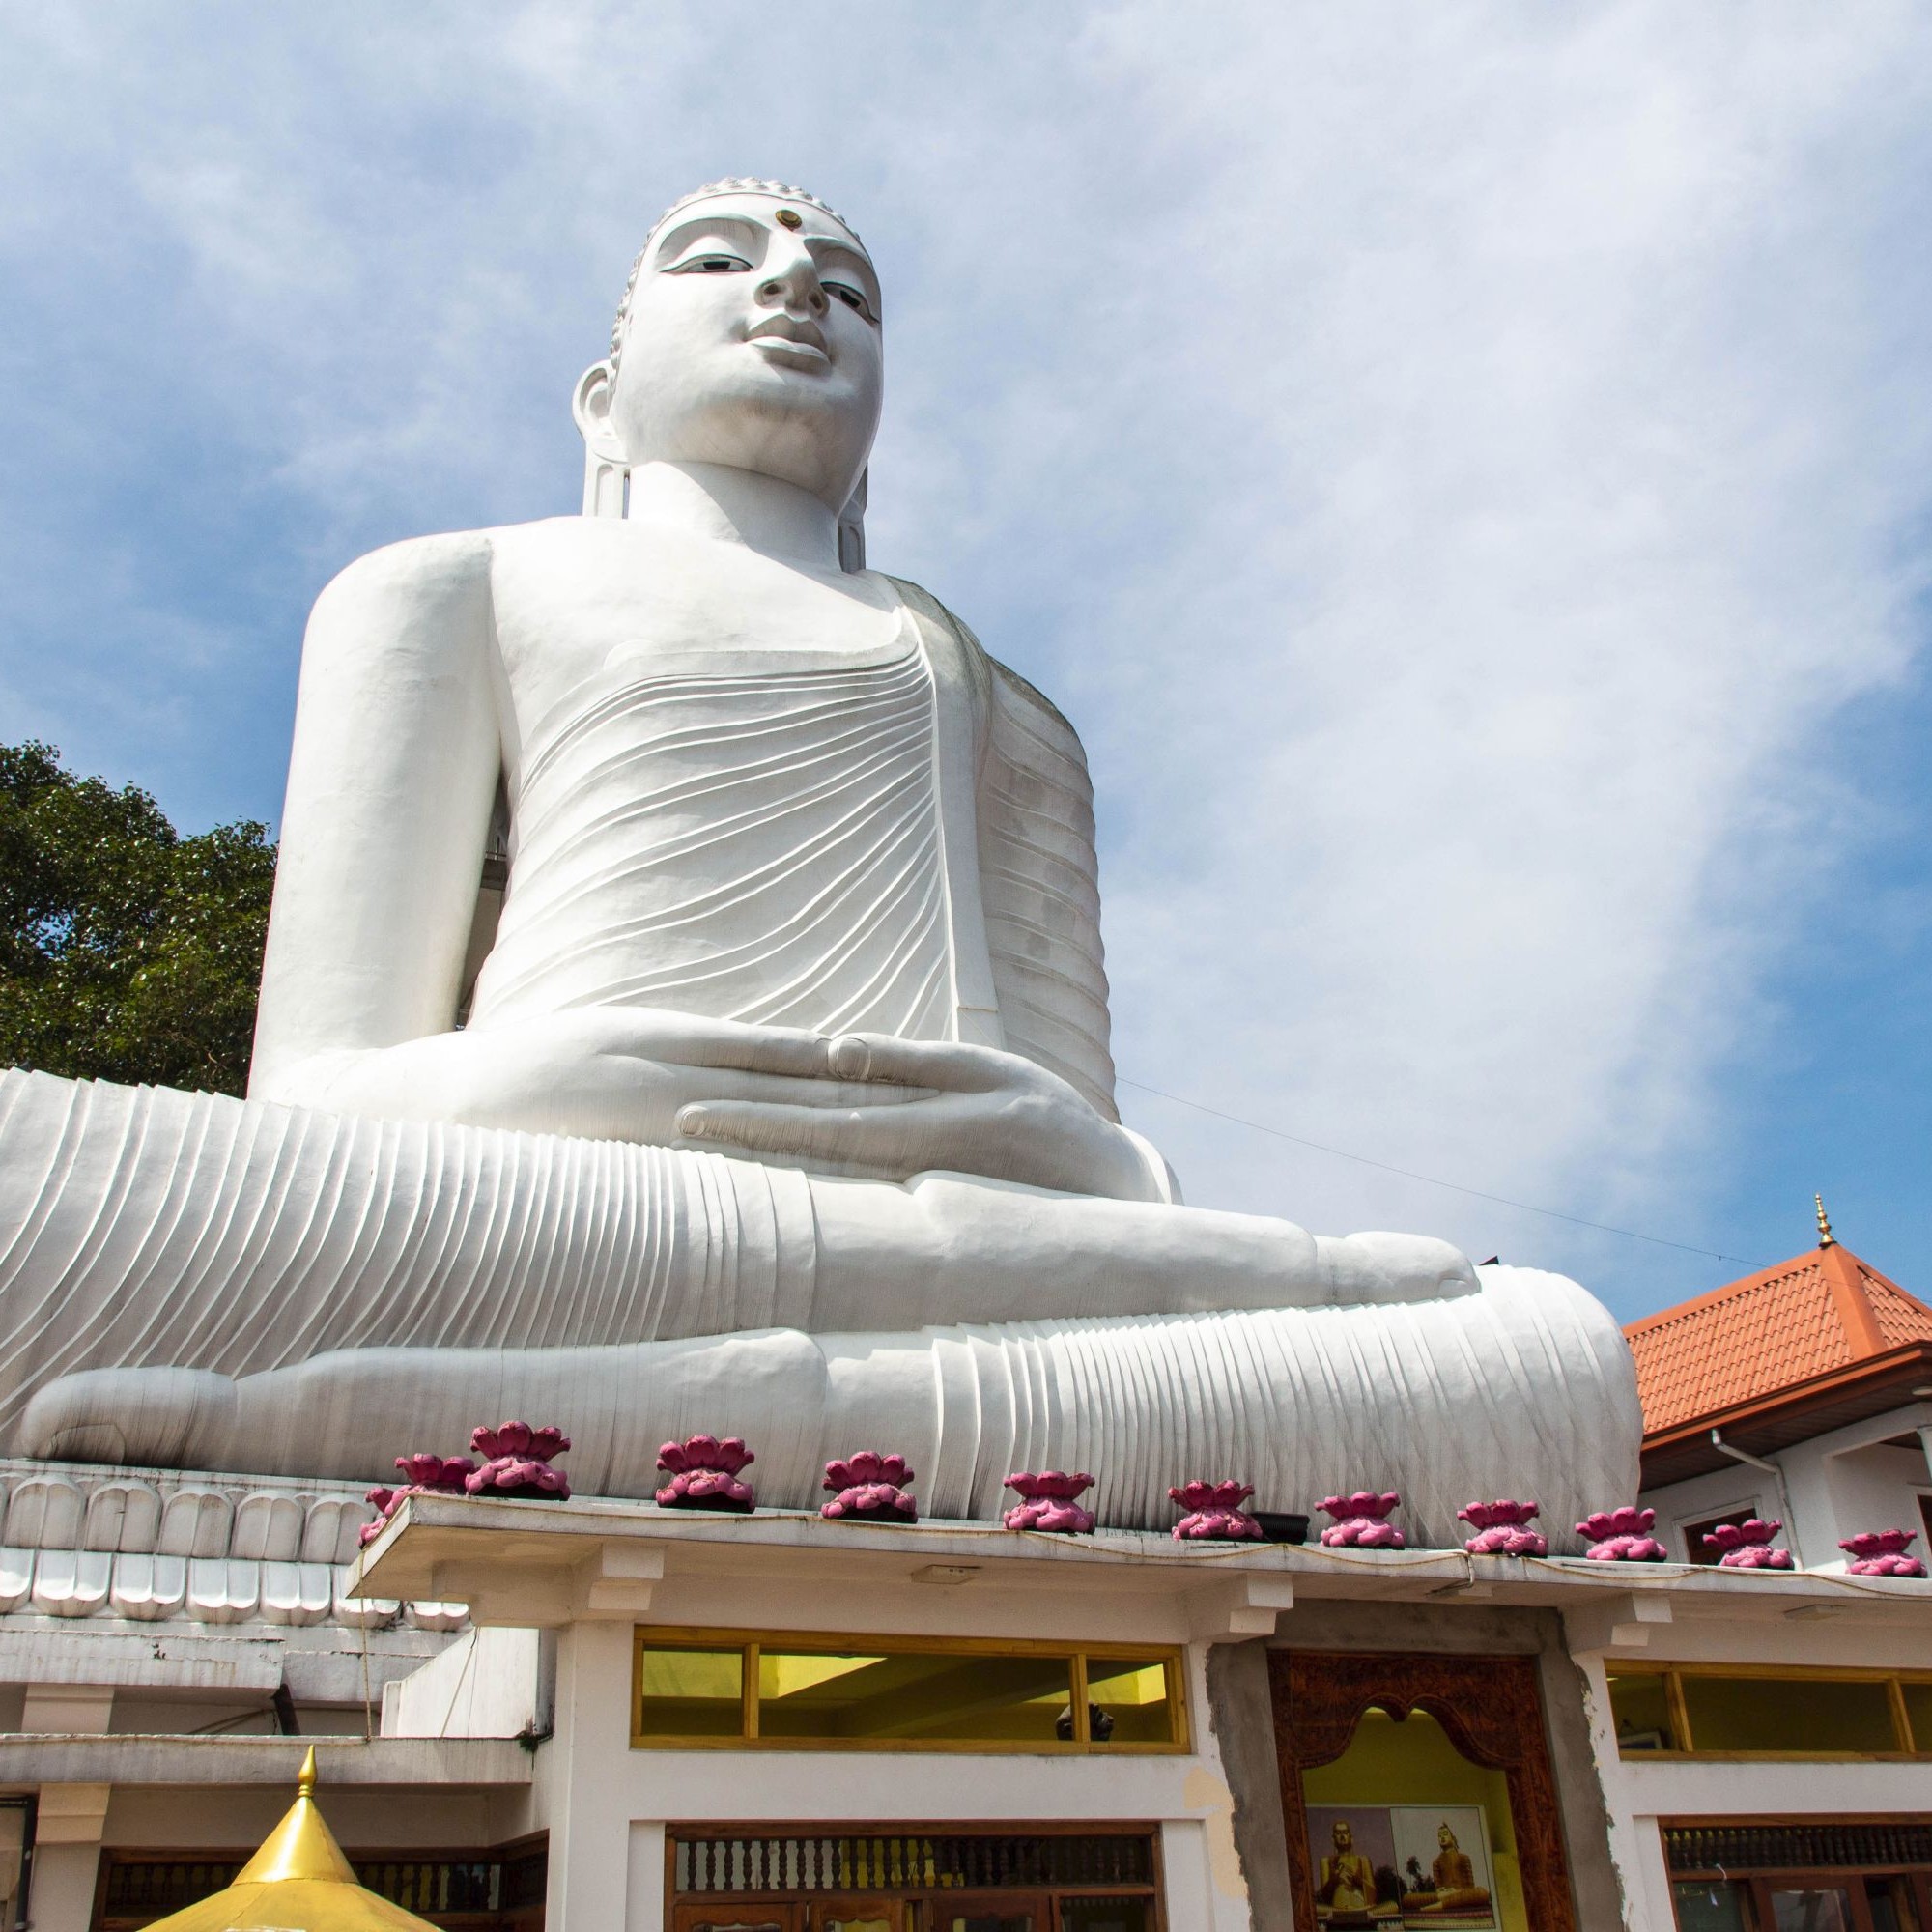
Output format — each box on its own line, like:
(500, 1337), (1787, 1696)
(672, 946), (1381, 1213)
(313, 528), (498, 614)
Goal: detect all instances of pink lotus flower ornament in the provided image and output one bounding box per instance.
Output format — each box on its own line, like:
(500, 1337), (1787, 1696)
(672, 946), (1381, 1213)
(356, 1453), (481, 1545)
(1459, 1499), (1548, 1557)
(1702, 1518), (1794, 1570)
(656, 1435), (757, 1513)
(395, 1453), (477, 1492)
(357, 1486), (400, 1548)
(466, 1420), (572, 1500)
(1319, 1491), (1405, 1549)
(1004, 1471), (1096, 1534)
(1576, 1506), (1669, 1562)
(1169, 1479), (1264, 1541)
(1840, 1529), (1927, 1577)
(821, 1451), (918, 1522)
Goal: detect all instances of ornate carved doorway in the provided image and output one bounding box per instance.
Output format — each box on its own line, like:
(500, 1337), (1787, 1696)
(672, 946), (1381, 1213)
(1268, 1650), (1577, 1931)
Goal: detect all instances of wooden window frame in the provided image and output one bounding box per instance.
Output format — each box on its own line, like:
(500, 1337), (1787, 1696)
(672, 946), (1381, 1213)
(632, 1628), (1188, 1755)
(664, 1822), (1166, 1930)
(1606, 1662), (1932, 1761)
(1669, 1865), (1932, 1932)
(90, 1836), (548, 1932)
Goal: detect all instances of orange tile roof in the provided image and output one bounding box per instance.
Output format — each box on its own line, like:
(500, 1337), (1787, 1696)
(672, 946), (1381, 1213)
(1625, 1239), (1932, 1439)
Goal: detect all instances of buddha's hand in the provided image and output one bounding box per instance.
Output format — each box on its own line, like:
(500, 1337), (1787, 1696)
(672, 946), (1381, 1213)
(276, 1009), (924, 1148)
(674, 1033), (1165, 1202)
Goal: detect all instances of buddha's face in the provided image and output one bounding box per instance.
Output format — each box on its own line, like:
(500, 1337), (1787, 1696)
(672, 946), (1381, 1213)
(1333, 1823), (1353, 1852)
(1438, 1827), (1458, 1851)
(608, 190), (883, 512)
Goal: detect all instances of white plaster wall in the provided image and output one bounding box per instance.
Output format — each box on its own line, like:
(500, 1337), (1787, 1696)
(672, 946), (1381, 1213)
(383, 1627), (543, 1738)
(1574, 1616), (1932, 1932)
(1825, 1444), (1928, 1548)
(101, 1784), (500, 1850)
(543, 1621), (1259, 1932)
(1641, 1401), (1932, 1571)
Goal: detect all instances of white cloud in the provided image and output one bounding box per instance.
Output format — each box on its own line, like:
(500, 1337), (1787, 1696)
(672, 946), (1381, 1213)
(2, 4), (1929, 1312)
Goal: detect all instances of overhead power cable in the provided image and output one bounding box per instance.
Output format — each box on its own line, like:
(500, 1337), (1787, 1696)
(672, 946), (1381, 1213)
(1116, 1074), (1758, 1268)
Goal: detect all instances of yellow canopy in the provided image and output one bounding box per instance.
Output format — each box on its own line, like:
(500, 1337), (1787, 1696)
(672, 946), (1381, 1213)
(142, 1748), (442, 1932)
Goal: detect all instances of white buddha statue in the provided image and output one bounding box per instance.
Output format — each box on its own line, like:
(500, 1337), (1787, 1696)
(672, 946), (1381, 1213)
(0, 182), (1640, 1539)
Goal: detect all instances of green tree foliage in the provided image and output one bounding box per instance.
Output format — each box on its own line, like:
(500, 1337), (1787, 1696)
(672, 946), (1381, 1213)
(0, 742), (276, 1095)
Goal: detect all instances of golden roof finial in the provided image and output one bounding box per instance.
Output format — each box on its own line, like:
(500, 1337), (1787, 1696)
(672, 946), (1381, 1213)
(139, 1742), (440, 1931)
(1816, 1193), (1835, 1248)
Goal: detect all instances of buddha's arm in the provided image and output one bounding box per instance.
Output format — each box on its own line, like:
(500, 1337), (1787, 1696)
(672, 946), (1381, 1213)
(249, 534), (502, 1104)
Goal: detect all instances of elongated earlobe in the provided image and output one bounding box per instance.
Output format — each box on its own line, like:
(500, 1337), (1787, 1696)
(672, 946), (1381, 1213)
(838, 466), (867, 573)
(573, 361), (628, 517)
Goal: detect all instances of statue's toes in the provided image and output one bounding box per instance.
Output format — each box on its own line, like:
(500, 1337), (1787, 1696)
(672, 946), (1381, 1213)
(1319, 1231), (1481, 1303)
(23, 1367), (238, 1467)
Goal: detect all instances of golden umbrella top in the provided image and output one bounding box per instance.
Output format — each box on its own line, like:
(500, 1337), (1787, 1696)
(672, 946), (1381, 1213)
(142, 1748), (442, 1932)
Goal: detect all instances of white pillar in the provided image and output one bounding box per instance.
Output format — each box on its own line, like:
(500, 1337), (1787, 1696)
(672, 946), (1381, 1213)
(30, 1788), (110, 1932)
(25, 1685), (114, 1932)
(544, 1621), (639, 1932)
(1159, 1818), (1215, 1931)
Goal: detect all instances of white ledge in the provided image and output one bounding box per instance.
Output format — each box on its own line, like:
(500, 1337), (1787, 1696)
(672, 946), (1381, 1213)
(349, 1492), (1932, 1633)
(0, 1734), (533, 1786)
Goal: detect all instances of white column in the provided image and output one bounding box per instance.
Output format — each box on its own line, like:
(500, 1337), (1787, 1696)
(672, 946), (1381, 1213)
(544, 1621), (639, 1932)
(29, 1787), (110, 1932)
(1159, 1818), (1216, 1932)
(626, 1824), (667, 1932)
(26, 1685), (114, 1932)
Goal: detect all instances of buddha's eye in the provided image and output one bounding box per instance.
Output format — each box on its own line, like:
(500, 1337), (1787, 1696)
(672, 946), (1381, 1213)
(671, 253), (750, 276)
(825, 281), (878, 324)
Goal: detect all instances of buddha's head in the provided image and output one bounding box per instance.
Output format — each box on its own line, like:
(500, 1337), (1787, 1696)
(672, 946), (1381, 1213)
(1437, 1826), (1459, 1851)
(577, 179), (882, 520)
(1332, 1822), (1354, 1852)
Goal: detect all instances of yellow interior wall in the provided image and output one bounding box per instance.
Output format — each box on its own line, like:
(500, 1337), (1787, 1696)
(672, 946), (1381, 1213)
(1300, 1709), (1529, 1931)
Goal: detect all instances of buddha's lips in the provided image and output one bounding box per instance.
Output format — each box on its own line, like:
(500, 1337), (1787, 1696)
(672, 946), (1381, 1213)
(748, 317), (829, 362)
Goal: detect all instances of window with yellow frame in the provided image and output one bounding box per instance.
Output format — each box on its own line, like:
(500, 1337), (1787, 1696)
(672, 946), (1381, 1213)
(1605, 1662), (1932, 1758)
(631, 1627), (1188, 1753)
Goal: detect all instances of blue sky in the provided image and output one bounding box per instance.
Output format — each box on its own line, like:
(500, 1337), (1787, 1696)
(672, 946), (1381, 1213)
(3, 5), (1929, 1323)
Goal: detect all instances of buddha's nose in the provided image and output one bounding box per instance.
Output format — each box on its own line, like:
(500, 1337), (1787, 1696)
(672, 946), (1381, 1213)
(757, 254), (830, 319)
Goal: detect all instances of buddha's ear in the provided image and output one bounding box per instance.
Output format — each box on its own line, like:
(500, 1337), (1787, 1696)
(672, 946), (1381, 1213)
(837, 466), (868, 574)
(573, 360), (628, 516)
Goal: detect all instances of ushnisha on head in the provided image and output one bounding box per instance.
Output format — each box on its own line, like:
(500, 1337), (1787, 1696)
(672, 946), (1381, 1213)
(575, 179), (882, 519)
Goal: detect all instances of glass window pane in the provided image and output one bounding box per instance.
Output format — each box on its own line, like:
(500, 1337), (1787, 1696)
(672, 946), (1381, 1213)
(637, 1646), (745, 1738)
(757, 1648), (1073, 1743)
(1900, 1680), (1932, 1752)
(1682, 1675), (1897, 1752)
(1673, 1881), (1750, 1931)
(1769, 1889), (1852, 1932)
(1084, 1656), (1177, 1745)
(1867, 1875), (1920, 1932)
(1057, 1904), (1151, 1932)
(1606, 1668), (1678, 1752)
